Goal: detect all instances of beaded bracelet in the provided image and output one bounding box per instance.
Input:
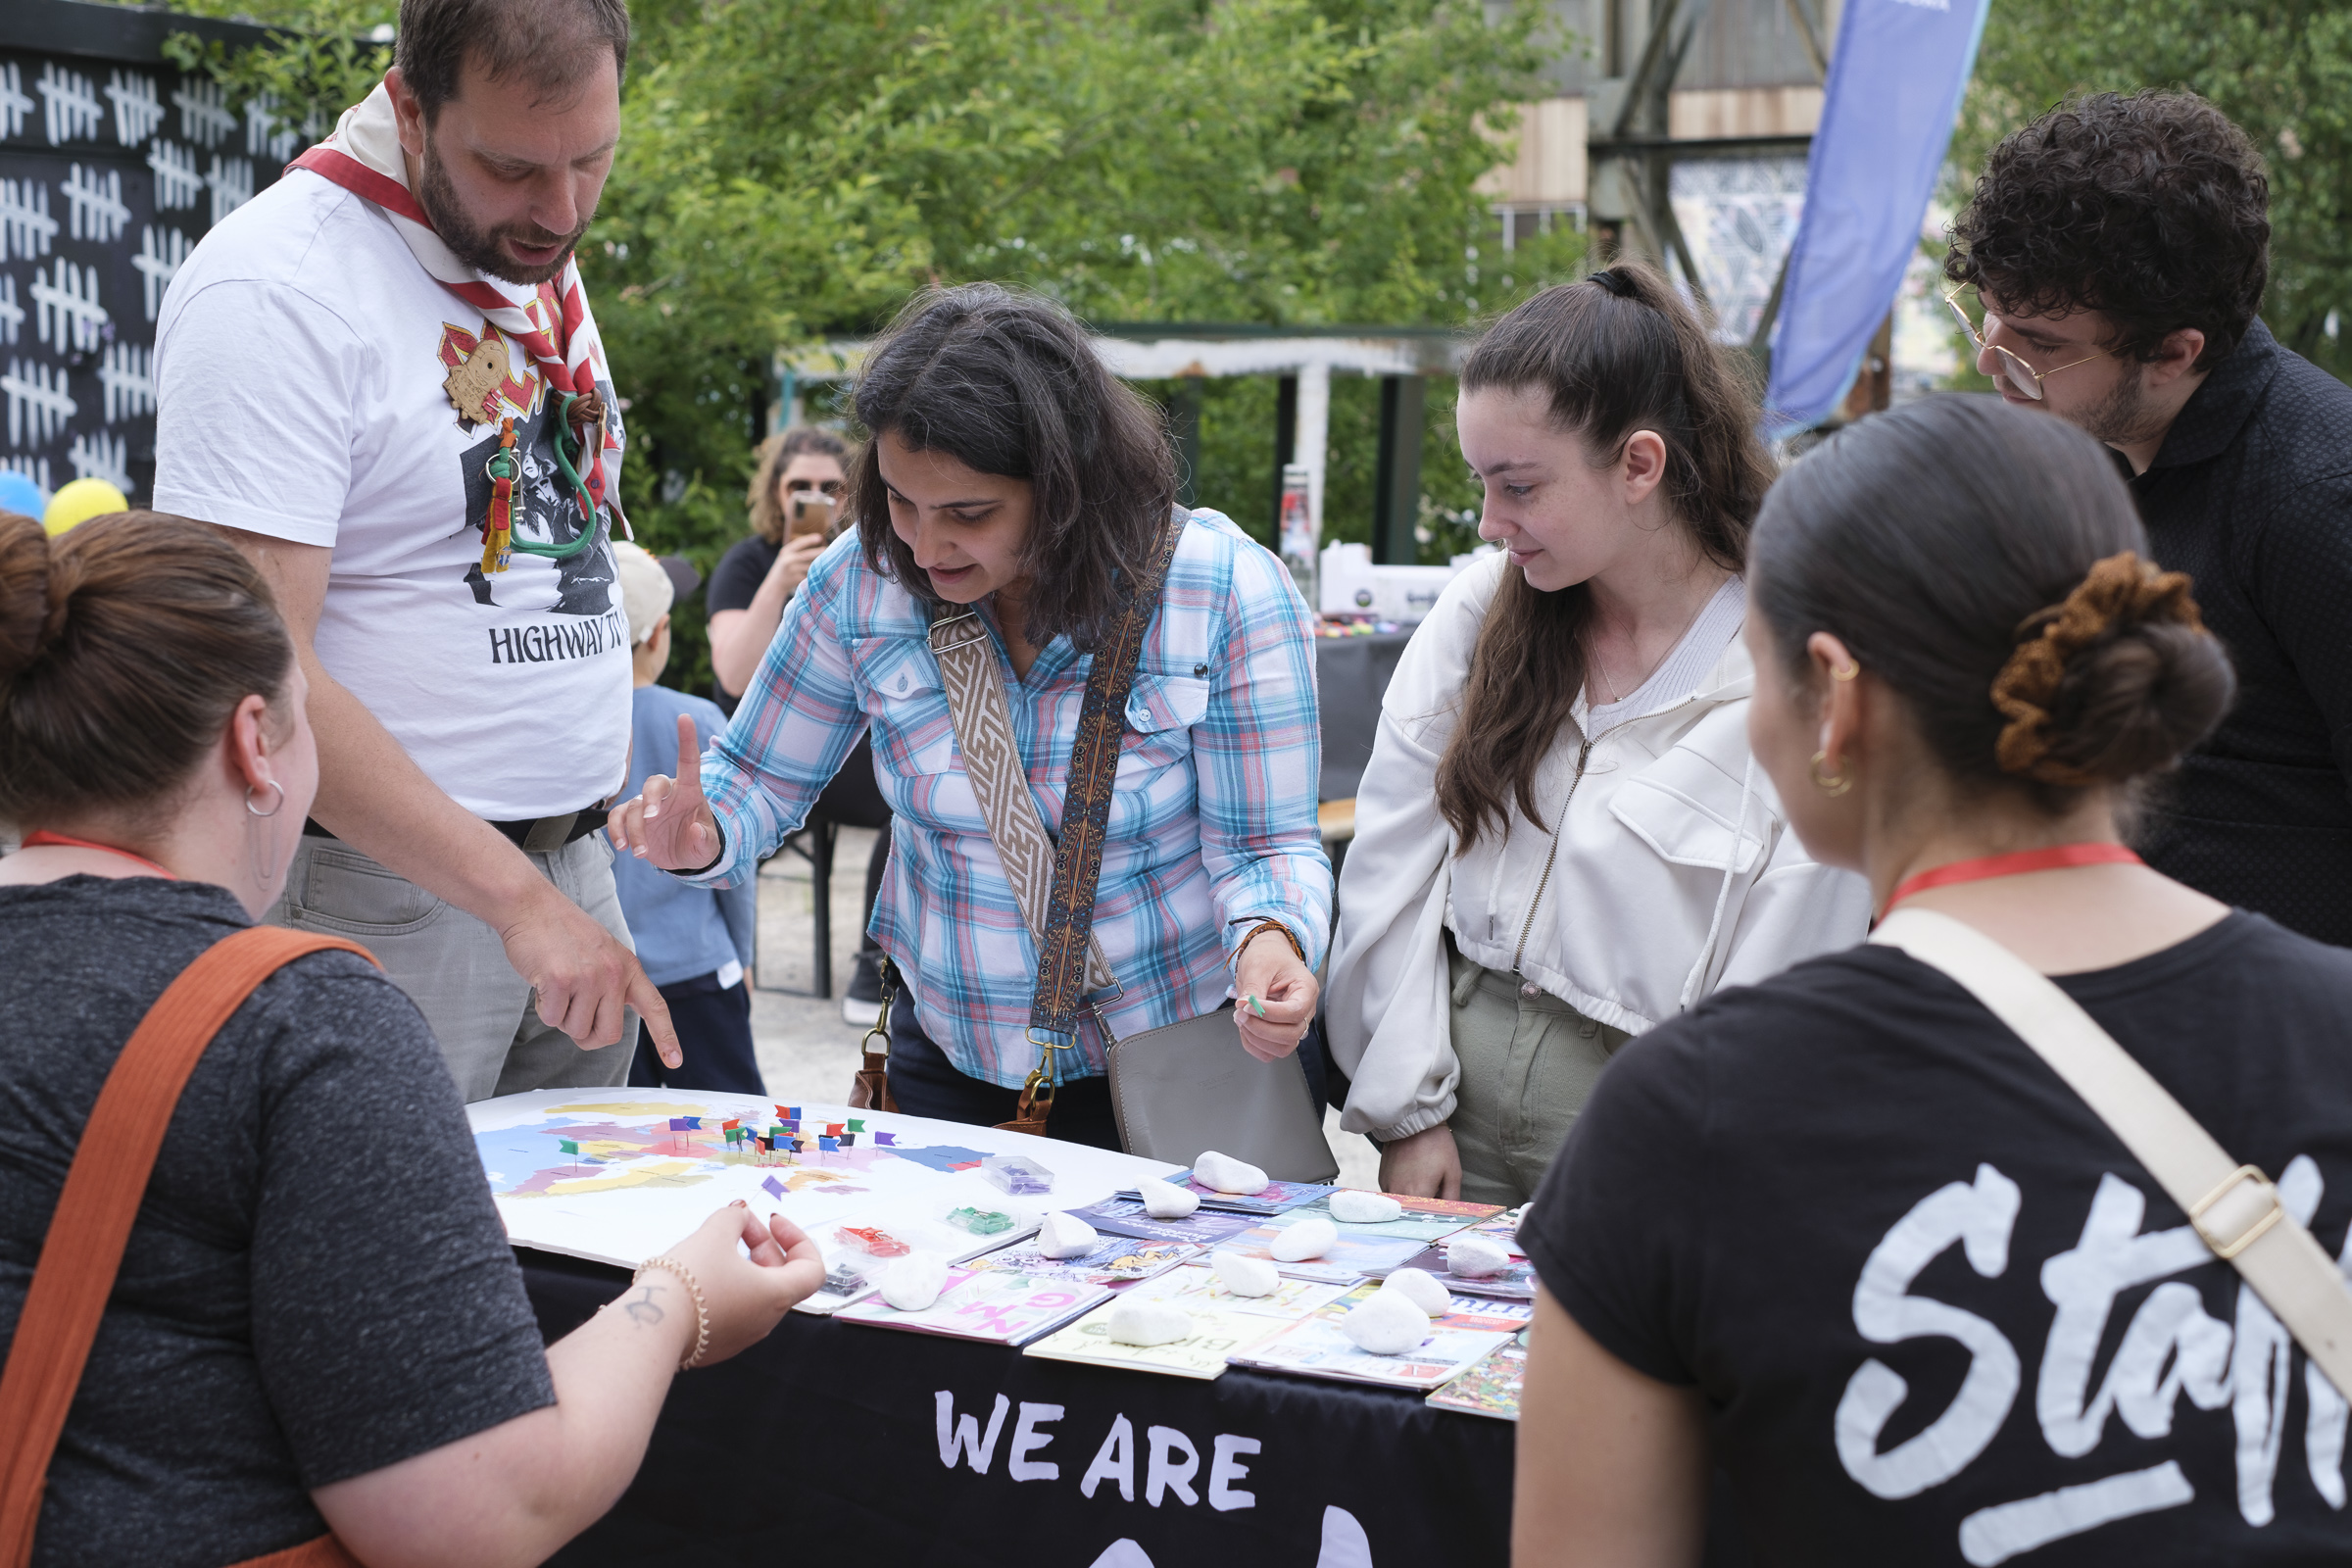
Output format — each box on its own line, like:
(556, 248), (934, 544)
(635, 1255), (712, 1370)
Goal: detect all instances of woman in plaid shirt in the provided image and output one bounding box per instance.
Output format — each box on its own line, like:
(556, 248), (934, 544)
(610, 285), (1331, 1147)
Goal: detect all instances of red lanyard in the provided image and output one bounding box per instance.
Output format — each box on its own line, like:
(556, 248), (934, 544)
(1885, 842), (2140, 912)
(20, 830), (178, 881)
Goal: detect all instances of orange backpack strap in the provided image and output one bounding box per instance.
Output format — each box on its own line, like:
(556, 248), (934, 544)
(0, 926), (377, 1568)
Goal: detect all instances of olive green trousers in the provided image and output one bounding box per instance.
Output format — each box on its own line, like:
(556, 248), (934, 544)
(1445, 944), (1631, 1207)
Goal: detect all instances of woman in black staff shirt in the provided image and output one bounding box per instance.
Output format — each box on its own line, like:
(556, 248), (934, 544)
(1514, 396), (2352, 1564)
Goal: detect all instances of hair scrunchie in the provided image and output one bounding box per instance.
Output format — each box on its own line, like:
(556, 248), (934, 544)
(1989, 551), (2205, 785)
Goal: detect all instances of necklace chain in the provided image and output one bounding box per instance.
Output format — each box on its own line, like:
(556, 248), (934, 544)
(1591, 581), (1721, 710)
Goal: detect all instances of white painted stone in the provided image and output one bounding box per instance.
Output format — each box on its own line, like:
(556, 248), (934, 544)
(1039, 1210), (1101, 1258)
(1446, 1233), (1513, 1279)
(1381, 1266), (1451, 1316)
(1107, 1298), (1195, 1347)
(1329, 1190), (1403, 1224)
(1270, 1215), (1339, 1262)
(876, 1253), (949, 1311)
(1193, 1151), (1270, 1196)
(1140, 1177), (1200, 1219)
(1213, 1250), (1282, 1297)
(1341, 1290), (1430, 1355)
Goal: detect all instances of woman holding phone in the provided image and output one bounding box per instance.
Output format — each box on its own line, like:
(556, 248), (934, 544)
(709, 426), (852, 713)
(611, 283), (1331, 1148)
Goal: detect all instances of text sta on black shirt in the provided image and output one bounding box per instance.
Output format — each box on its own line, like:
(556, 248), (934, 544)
(1527, 912), (2352, 1565)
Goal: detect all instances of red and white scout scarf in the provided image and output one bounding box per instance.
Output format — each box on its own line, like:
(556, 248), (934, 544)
(290, 83), (624, 530)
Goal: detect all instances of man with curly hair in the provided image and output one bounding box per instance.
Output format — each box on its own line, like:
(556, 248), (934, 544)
(1946, 89), (2352, 947)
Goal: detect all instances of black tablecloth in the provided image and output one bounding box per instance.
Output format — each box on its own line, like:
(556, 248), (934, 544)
(522, 1247), (1513, 1567)
(1313, 632), (1413, 803)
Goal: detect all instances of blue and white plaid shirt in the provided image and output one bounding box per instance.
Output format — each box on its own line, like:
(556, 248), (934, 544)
(685, 509), (1332, 1088)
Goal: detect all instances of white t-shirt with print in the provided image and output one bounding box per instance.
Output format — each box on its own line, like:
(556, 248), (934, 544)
(152, 168), (629, 821)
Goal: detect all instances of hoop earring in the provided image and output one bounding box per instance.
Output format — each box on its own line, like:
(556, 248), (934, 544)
(1810, 751), (1854, 797)
(1831, 662), (1860, 682)
(246, 778), (290, 892)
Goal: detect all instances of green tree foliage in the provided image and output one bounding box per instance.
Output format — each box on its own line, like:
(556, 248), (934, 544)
(159, 0), (1586, 684)
(160, 0), (395, 142)
(1956, 0), (2350, 385)
(597, 0), (1579, 553)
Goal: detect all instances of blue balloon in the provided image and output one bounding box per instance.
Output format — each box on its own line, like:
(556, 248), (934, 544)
(0, 470), (45, 519)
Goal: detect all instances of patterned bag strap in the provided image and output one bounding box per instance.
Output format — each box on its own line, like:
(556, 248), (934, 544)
(1018, 511), (1188, 1116)
(926, 511), (1186, 1127)
(0, 926), (377, 1568)
(1873, 906), (2352, 1398)
(926, 620), (1118, 994)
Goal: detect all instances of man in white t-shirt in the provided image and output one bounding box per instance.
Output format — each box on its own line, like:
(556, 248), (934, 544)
(152, 0), (683, 1100)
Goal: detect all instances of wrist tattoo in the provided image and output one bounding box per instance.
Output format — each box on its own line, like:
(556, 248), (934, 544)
(622, 1283), (665, 1327)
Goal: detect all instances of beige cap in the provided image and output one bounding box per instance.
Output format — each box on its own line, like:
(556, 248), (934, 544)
(612, 540), (674, 646)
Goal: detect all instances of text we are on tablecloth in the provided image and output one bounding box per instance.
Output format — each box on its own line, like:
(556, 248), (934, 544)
(934, 1391), (1261, 1509)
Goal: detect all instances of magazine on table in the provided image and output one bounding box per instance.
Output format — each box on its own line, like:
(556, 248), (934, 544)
(1114, 1259), (1357, 1320)
(1396, 1243), (1538, 1300)
(962, 1233), (1201, 1286)
(1212, 1218), (1429, 1284)
(1022, 1267), (1293, 1381)
(1291, 1193), (1501, 1246)
(1115, 1171), (1337, 1217)
(835, 1263), (1114, 1347)
(1425, 1331), (1530, 1421)
(1226, 1284), (1531, 1392)
(1069, 1196), (1258, 1248)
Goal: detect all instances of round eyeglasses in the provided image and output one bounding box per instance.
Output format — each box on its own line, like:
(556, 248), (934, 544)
(1944, 286), (2106, 402)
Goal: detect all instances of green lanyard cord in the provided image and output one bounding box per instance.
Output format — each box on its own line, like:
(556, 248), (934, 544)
(507, 391), (603, 561)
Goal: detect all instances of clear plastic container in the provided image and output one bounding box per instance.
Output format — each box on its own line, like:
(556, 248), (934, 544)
(980, 1152), (1054, 1195)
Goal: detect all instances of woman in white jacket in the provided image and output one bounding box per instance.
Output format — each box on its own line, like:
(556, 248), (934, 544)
(1326, 263), (1872, 1202)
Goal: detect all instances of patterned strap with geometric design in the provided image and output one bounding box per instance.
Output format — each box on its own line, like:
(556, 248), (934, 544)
(1028, 511), (1187, 1050)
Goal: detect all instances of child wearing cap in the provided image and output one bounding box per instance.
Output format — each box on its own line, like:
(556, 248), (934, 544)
(611, 542), (764, 1093)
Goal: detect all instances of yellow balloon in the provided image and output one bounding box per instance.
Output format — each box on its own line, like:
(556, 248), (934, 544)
(43, 478), (128, 536)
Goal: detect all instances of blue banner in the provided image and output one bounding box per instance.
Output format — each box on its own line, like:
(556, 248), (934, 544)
(1764, 0), (1990, 432)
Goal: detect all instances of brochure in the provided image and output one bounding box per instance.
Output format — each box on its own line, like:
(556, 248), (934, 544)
(1022, 1272), (1286, 1380)
(1297, 1193), (1501, 1245)
(835, 1263), (1112, 1346)
(1426, 1331), (1530, 1421)
(962, 1234), (1200, 1288)
(1226, 1284), (1530, 1392)
(1397, 1243), (1539, 1301)
(1119, 1172), (1337, 1217)
(1213, 1218), (1429, 1284)
(1069, 1196), (1258, 1248)
(1118, 1260), (1356, 1321)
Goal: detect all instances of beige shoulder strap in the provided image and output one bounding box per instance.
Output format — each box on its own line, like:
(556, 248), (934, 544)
(927, 612), (1115, 992)
(1872, 906), (2352, 1396)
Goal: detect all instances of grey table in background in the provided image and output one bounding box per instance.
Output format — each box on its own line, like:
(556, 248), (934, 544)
(1314, 631), (1414, 802)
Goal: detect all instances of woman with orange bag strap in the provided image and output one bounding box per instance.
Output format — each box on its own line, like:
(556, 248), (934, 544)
(0, 511), (827, 1567)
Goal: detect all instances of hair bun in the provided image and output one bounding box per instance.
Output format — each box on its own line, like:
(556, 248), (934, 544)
(1991, 552), (2233, 785)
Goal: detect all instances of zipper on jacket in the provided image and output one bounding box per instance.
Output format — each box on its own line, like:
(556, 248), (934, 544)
(1511, 735), (1594, 981)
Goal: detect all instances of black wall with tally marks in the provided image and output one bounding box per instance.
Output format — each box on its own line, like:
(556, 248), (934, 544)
(0, 0), (283, 506)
